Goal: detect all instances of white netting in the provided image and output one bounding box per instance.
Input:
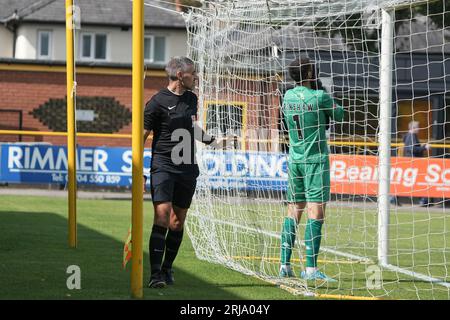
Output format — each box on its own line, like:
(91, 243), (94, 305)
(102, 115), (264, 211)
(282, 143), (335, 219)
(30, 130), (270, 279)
(184, 0), (450, 299)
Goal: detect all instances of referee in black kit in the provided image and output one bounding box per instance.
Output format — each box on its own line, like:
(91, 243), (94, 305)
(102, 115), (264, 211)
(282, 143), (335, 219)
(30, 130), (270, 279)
(144, 56), (231, 288)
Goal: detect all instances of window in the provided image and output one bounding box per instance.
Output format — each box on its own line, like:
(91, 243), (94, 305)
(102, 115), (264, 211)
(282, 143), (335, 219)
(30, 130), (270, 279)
(204, 102), (246, 135)
(144, 35), (166, 63)
(204, 101), (246, 150)
(94, 34), (107, 59)
(80, 33), (108, 60)
(82, 34), (92, 58)
(37, 31), (52, 59)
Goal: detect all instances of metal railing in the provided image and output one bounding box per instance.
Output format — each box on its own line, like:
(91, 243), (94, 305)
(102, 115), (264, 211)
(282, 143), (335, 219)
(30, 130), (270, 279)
(0, 110), (23, 142)
(0, 129), (448, 152)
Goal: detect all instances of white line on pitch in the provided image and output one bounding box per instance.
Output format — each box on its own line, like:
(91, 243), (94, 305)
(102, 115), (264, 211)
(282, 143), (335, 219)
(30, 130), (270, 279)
(382, 264), (450, 289)
(189, 214), (450, 288)
(190, 212), (373, 263)
(190, 210), (450, 287)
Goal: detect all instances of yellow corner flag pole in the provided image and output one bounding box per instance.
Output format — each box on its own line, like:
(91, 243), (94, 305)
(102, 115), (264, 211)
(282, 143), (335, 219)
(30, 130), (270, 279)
(131, 0), (144, 298)
(66, 0), (77, 248)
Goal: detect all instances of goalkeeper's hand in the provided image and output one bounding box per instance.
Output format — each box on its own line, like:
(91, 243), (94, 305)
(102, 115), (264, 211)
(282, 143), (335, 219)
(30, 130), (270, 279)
(312, 78), (324, 91)
(209, 135), (239, 149)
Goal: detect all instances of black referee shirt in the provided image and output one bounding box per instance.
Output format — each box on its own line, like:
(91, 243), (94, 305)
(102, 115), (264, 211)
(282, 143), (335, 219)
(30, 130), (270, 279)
(144, 88), (201, 175)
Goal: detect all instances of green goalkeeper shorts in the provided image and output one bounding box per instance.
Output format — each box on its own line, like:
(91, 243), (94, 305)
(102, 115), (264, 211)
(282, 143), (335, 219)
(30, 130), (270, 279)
(287, 160), (330, 203)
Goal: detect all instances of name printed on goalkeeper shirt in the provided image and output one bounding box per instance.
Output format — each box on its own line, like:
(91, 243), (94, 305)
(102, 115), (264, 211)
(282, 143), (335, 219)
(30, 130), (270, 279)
(283, 102), (315, 112)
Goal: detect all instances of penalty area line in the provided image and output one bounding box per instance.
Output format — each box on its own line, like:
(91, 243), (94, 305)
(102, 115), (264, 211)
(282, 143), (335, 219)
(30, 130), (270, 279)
(230, 255), (367, 265)
(258, 275), (385, 300)
(382, 264), (450, 289)
(191, 212), (373, 264)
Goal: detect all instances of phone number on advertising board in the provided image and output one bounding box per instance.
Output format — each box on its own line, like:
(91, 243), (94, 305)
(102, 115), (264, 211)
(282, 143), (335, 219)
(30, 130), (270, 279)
(51, 173), (123, 184)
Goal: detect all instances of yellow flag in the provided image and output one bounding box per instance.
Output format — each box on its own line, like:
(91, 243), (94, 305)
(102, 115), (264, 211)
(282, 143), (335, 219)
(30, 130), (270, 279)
(122, 226), (132, 269)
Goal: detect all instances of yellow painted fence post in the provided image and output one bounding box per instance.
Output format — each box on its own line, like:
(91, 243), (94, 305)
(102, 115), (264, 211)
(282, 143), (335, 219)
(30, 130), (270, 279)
(65, 0), (77, 248)
(131, 0), (144, 299)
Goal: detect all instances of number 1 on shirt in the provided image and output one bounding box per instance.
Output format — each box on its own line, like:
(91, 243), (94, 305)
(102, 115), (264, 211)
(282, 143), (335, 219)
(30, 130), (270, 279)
(292, 114), (303, 140)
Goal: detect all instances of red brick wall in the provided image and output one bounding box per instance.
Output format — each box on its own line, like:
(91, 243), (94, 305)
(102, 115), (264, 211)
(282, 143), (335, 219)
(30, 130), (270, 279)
(0, 66), (282, 151)
(0, 67), (167, 147)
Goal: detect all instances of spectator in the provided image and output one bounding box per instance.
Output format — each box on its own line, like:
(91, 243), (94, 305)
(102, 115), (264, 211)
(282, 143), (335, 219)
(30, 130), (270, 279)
(403, 120), (430, 207)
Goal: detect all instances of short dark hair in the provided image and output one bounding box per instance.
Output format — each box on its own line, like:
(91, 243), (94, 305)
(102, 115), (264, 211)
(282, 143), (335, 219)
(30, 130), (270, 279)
(288, 57), (312, 84)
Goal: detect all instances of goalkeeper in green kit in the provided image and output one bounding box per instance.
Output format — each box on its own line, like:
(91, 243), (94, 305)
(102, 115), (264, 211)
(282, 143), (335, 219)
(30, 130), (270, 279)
(279, 57), (344, 281)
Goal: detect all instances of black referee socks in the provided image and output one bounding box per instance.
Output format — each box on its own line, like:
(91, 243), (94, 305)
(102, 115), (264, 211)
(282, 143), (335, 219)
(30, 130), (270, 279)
(149, 224), (168, 276)
(162, 228), (184, 271)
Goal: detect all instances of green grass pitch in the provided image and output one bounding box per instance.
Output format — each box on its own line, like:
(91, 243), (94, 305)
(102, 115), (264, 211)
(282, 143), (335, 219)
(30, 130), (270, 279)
(0, 194), (449, 299)
(190, 201), (450, 300)
(0, 195), (303, 300)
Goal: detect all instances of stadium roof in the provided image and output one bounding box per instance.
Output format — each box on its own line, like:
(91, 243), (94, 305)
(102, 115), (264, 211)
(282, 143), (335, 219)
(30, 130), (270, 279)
(0, 0), (186, 29)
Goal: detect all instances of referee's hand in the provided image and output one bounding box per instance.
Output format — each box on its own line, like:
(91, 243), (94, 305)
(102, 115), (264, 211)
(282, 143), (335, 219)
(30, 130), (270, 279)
(143, 175), (147, 193)
(211, 135), (239, 149)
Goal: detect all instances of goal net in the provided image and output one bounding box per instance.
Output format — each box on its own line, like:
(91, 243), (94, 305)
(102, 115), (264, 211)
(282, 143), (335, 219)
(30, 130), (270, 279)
(184, 0), (450, 299)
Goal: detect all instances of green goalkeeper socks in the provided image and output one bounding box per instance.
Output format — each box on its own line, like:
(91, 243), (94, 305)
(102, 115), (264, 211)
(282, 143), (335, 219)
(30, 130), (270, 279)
(304, 219), (323, 268)
(280, 217), (297, 265)
(281, 217), (323, 268)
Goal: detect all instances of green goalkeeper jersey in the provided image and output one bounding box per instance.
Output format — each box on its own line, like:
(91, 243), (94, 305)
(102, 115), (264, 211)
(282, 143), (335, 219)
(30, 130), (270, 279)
(282, 86), (344, 163)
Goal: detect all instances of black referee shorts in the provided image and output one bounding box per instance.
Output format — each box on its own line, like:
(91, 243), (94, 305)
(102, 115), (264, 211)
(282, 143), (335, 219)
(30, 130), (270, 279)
(150, 171), (198, 209)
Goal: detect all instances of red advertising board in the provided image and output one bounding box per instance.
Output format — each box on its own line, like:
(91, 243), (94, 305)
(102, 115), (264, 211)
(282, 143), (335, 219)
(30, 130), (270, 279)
(330, 155), (450, 197)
